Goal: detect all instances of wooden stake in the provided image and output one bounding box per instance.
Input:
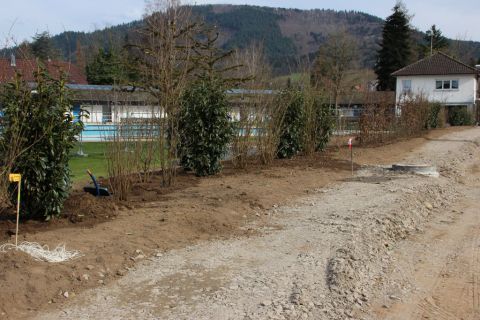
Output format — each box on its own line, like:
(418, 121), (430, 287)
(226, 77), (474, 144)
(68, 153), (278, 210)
(9, 174), (21, 247)
(15, 178), (21, 247)
(351, 145), (353, 176)
(348, 138), (353, 176)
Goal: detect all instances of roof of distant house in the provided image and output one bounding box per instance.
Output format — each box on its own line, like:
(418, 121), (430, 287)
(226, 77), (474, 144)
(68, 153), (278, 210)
(392, 51), (479, 77)
(0, 57), (87, 84)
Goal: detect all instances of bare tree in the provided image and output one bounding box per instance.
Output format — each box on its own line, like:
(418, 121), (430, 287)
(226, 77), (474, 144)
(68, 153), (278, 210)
(230, 43), (269, 86)
(311, 31), (357, 125)
(447, 33), (473, 62)
(228, 43), (271, 168)
(134, 0), (198, 186)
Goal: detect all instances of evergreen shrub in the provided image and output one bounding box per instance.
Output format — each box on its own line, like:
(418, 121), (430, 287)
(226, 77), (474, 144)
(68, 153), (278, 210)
(0, 70), (83, 219)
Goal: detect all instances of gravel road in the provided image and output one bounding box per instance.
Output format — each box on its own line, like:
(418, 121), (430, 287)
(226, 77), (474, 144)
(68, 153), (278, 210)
(36, 127), (480, 320)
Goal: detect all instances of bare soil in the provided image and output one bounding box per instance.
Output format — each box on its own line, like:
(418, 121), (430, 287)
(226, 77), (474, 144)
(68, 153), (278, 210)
(0, 145), (350, 319)
(0, 127), (470, 319)
(368, 149), (480, 319)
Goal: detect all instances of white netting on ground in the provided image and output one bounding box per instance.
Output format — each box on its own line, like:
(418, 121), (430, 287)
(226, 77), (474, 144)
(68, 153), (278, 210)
(0, 242), (83, 263)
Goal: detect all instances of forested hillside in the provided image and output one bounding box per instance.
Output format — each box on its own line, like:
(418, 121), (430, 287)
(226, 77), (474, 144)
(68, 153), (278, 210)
(2, 4), (480, 75)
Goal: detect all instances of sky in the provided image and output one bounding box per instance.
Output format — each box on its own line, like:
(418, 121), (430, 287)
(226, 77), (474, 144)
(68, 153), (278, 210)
(1, 0), (479, 47)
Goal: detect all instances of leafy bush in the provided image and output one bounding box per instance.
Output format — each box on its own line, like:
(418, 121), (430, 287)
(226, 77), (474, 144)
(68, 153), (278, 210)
(179, 77), (234, 176)
(277, 88), (305, 159)
(0, 70), (83, 219)
(425, 102), (443, 129)
(448, 106), (474, 126)
(315, 102), (335, 151)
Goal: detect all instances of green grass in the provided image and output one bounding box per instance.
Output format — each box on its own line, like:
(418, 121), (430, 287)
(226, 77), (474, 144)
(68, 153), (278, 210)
(69, 142), (108, 182)
(69, 141), (164, 183)
(272, 72), (309, 87)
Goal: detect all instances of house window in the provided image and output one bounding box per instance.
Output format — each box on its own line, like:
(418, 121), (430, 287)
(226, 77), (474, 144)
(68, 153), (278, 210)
(401, 79), (412, 94)
(435, 79), (459, 90)
(102, 105), (112, 123)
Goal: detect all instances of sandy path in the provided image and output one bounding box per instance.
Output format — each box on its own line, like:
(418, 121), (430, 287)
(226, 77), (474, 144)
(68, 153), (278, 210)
(35, 128), (480, 320)
(368, 134), (480, 319)
(370, 194), (480, 320)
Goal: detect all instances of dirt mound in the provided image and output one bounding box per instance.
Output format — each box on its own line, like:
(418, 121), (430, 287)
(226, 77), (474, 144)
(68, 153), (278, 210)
(64, 192), (119, 221)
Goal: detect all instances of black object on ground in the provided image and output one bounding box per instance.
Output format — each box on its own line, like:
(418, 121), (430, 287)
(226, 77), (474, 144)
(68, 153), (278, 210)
(83, 170), (111, 197)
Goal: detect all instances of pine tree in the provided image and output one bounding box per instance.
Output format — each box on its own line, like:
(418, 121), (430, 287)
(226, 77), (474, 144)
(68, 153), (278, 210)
(86, 48), (127, 85)
(423, 25), (449, 55)
(374, 2), (412, 91)
(30, 31), (58, 62)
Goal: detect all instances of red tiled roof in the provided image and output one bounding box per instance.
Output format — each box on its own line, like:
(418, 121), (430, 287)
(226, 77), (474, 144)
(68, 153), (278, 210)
(0, 58), (87, 84)
(392, 52), (479, 77)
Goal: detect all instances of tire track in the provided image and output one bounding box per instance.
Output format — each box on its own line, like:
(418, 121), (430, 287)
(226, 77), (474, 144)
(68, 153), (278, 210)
(417, 296), (460, 320)
(471, 223), (480, 319)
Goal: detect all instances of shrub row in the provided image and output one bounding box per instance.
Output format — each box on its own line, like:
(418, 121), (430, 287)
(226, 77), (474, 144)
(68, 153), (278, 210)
(179, 84), (336, 176)
(0, 73), (334, 218)
(359, 98), (446, 145)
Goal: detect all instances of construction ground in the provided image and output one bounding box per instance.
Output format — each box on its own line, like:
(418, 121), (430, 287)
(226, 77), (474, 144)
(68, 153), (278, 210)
(1, 126), (480, 320)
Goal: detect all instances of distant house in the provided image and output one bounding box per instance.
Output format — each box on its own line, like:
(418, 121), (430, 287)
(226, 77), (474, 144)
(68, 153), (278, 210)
(0, 54), (87, 85)
(0, 54), (277, 141)
(68, 86), (273, 124)
(392, 52), (479, 117)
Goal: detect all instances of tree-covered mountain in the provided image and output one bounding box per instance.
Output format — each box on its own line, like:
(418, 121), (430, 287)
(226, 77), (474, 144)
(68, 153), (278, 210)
(3, 4), (480, 75)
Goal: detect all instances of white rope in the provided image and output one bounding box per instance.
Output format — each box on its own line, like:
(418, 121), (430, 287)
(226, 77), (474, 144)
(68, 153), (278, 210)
(0, 241), (83, 263)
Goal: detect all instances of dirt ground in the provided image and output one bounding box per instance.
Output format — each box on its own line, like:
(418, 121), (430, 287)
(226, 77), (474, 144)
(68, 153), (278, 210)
(369, 187), (480, 320)
(0, 127), (474, 319)
(367, 137), (480, 319)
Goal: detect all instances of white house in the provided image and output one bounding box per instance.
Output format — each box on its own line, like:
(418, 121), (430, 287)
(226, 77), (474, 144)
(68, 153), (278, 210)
(392, 52), (479, 116)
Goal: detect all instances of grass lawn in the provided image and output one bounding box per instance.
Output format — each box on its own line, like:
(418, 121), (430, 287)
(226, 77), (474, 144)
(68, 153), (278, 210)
(69, 142), (108, 182)
(69, 141), (163, 183)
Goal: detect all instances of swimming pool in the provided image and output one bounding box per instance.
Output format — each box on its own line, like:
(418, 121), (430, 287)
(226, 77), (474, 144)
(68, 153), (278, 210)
(78, 124), (262, 142)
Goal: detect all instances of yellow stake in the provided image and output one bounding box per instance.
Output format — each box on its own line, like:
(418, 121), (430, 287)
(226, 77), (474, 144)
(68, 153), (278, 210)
(8, 174), (21, 247)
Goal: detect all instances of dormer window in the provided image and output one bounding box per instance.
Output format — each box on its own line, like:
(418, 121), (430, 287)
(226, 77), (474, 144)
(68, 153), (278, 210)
(436, 79), (459, 90)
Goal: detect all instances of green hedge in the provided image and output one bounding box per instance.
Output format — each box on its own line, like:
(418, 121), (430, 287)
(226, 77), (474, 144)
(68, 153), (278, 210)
(179, 77), (234, 176)
(449, 106), (474, 126)
(277, 88), (305, 159)
(0, 70), (82, 219)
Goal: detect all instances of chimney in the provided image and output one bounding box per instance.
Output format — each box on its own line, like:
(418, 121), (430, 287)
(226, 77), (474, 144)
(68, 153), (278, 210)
(10, 53), (16, 67)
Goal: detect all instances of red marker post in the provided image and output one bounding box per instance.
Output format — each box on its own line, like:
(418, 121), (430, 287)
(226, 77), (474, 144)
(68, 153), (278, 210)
(348, 138), (353, 175)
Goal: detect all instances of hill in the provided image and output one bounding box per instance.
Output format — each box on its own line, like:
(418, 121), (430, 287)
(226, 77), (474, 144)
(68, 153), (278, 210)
(3, 4), (480, 75)
(193, 5), (385, 71)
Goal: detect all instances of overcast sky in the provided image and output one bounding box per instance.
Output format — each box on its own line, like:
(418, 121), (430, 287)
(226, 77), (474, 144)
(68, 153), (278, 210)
(1, 0), (478, 47)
